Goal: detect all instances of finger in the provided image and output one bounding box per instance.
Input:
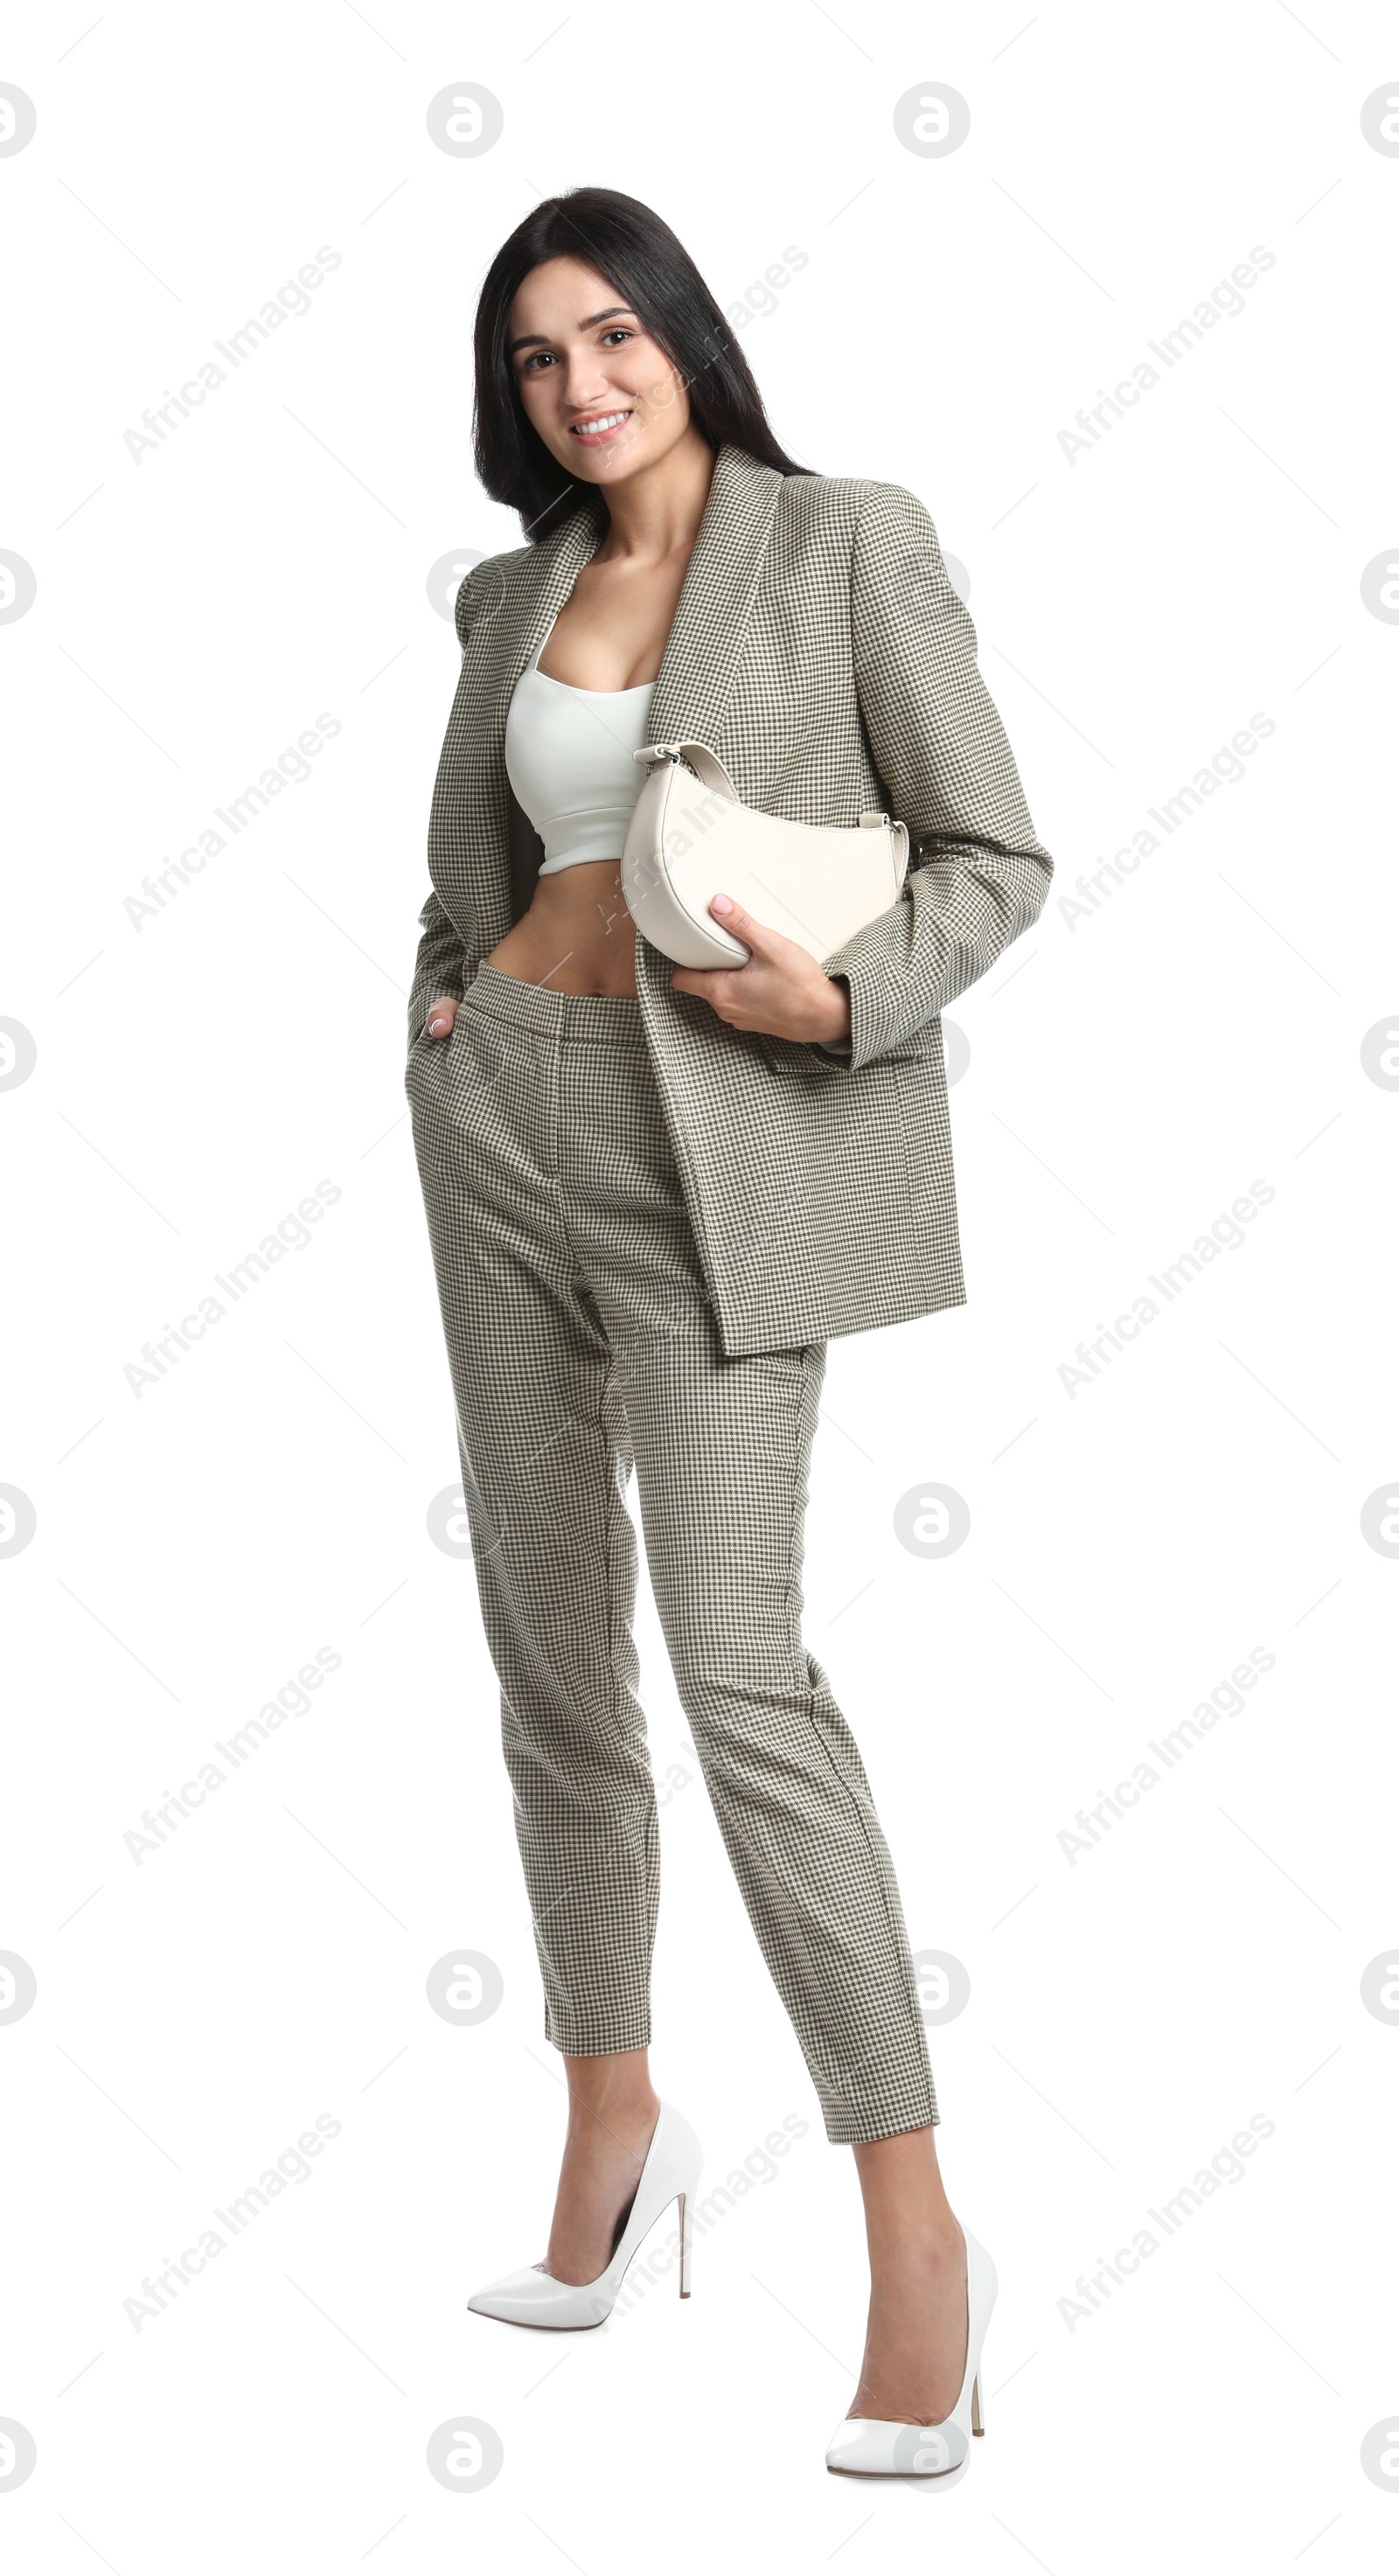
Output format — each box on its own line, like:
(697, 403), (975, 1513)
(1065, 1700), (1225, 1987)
(707, 893), (770, 954)
(424, 995), (459, 1038)
(671, 968), (720, 1002)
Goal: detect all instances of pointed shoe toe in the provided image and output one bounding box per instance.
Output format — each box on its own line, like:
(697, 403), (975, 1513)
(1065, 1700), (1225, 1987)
(824, 2413), (971, 2482)
(466, 2262), (611, 2329)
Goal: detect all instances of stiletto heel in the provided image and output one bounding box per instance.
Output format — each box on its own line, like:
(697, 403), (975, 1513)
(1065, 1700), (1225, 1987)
(467, 2100), (703, 2331)
(825, 2231), (998, 2484)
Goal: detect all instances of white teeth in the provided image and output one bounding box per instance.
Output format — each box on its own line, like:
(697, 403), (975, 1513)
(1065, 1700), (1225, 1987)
(572, 411), (630, 434)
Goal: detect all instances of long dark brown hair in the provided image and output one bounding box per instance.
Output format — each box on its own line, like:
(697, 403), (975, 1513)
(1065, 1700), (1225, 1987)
(472, 187), (816, 540)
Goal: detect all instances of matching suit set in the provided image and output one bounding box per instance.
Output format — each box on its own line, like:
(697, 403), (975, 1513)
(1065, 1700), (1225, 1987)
(405, 442), (1054, 2143)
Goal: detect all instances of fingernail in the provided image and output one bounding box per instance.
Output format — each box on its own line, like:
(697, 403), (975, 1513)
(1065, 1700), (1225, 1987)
(712, 893), (732, 914)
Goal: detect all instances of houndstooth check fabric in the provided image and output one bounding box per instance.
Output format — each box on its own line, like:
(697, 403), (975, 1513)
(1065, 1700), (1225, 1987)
(406, 962), (940, 2143)
(408, 442), (1054, 1358)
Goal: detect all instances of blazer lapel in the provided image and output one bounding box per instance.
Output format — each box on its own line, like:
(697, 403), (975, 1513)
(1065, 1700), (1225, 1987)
(456, 505), (609, 951)
(644, 441), (782, 751)
(475, 499), (609, 763)
(630, 442), (783, 1016)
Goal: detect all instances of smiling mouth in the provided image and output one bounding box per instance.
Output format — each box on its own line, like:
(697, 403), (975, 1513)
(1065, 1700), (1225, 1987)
(568, 410), (634, 442)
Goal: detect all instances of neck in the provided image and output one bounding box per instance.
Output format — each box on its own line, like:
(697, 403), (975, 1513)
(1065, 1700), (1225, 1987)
(590, 429), (718, 568)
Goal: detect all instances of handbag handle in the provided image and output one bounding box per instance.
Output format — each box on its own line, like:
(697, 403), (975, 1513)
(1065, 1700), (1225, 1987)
(633, 740), (740, 801)
(634, 739), (910, 885)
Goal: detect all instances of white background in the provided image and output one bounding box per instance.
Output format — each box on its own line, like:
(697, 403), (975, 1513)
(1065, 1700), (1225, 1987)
(3, 1), (1396, 2566)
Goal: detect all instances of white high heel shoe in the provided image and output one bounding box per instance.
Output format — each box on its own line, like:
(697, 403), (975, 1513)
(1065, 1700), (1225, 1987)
(466, 2100), (703, 2330)
(825, 2230), (998, 2484)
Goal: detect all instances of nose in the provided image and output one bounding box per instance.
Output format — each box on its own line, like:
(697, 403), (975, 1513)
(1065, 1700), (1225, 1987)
(560, 347), (615, 411)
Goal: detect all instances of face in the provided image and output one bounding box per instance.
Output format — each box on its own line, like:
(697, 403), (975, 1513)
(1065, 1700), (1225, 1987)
(507, 255), (693, 486)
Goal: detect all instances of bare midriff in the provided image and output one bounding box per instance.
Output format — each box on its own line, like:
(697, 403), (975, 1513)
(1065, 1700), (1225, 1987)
(482, 523), (700, 998)
(484, 859), (641, 996)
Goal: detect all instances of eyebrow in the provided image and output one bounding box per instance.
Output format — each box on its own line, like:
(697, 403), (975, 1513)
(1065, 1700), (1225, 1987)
(507, 306), (637, 358)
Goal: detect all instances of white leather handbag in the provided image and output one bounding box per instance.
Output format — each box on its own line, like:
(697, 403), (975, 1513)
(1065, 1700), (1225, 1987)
(621, 739), (910, 970)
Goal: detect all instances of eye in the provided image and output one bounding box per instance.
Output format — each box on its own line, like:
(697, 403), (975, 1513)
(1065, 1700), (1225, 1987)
(518, 323), (637, 376)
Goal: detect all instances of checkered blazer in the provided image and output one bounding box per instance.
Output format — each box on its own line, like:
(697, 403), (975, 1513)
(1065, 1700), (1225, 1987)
(410, 441), (1054, 1355)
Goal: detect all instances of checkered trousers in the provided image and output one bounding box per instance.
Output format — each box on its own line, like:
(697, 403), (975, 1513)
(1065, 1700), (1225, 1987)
(407, 962), (938, 2146)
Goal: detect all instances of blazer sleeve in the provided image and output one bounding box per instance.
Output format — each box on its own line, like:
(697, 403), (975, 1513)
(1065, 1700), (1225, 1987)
(406, 564), (484, 1047)
(813, 483), (1054, 1068)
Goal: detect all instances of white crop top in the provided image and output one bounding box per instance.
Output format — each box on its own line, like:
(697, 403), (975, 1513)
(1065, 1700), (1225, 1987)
(504, 615), (656, 877)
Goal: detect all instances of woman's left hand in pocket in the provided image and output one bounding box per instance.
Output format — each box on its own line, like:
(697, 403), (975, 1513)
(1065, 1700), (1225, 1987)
(422, 994), (460, 1041)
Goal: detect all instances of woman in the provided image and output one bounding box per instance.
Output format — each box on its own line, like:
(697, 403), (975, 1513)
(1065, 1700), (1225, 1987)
(406, 187), (1053, 2482)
